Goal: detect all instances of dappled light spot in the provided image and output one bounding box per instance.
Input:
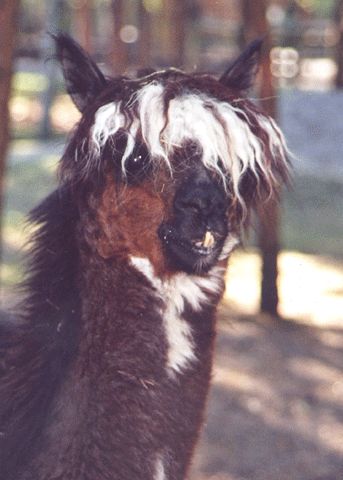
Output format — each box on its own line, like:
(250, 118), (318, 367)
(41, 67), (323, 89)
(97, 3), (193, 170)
(300, 58), (338, 91)
(51, 94), (80, 132)
(13, 71), (48, 94)
(3, 218), (27, 250)
(224, 250), (343, 328)
(213, 365), (272, 396)
(279, 252), (343, 327)
(10, 96), (42, 124)
(288, 357), (342, 382)
(223, 250), (261, 313)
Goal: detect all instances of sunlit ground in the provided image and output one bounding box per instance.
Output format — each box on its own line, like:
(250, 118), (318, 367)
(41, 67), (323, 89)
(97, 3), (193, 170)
(224, 249), (343, 328)
(191, 311), (343, 479)
(191, 251), (343, 480)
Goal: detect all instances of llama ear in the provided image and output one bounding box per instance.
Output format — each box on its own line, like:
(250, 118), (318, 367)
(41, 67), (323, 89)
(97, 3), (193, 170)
(219, 38), (263, 91)
(53, 33), (107, 112)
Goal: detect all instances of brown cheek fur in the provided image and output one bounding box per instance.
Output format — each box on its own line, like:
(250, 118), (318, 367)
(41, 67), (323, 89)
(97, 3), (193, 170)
(95, 176), (170, 276)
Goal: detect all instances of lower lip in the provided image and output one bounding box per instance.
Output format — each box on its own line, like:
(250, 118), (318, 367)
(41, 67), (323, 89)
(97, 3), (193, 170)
(159, 226), (218, 256)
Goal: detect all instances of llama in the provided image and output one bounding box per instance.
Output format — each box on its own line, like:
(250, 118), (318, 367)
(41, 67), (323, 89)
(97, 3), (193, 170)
(0, 35), (289, 480)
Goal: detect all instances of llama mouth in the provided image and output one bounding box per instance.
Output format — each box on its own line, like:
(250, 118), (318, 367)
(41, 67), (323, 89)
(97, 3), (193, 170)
(161, 228), (219, 256)
(191, 244), (215, 256)
(159, 224), (225, 273)
(191, 231), (216, 255)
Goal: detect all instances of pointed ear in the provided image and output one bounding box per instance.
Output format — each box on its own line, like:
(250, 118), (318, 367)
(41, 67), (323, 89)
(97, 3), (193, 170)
(220, 38), (263, 91)
(53, 33), (107, 112)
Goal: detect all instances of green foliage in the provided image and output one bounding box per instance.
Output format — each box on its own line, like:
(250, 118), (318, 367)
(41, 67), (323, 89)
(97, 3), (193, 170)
(298, 0), (336, 17)
(1, 148), (58, 287)
(312, 0), (335, 17)
(143, 0), (163, 13)
(13, 72), (48, 95)
(282, 174), (343, 257)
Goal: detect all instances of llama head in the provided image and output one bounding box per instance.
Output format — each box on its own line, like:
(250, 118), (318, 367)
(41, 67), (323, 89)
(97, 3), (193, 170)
(55, 34), (289, 276)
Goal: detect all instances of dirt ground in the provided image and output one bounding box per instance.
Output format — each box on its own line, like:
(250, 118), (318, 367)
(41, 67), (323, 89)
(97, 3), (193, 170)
(190, 306), (343, 480)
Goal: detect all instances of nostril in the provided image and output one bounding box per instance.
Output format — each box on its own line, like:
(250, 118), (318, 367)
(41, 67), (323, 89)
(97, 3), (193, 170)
(175, 196), (196, 212)
(175, 192), (227, 217)
(174, 170), (228, 217)
(175, 196), (208, 215)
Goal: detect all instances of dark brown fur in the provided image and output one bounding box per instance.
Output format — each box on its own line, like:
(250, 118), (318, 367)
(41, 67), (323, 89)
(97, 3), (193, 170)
(0, 35), (289, 480)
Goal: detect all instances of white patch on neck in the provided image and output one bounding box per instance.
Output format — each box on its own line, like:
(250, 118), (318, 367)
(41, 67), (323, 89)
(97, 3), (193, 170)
(154, 453), (166, 480)
(130, 256), (225, 375)
(129, 256), (159, 288)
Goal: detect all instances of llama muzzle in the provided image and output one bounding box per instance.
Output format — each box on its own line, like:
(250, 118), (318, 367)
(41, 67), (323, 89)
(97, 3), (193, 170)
(157, 166), (229, 273)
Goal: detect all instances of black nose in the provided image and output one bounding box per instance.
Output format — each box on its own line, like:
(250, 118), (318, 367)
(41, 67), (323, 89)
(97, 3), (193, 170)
(174, 169), (226, 217)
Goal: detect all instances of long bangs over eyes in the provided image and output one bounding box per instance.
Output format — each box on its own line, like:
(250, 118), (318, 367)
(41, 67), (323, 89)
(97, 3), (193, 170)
(81, 81), (289, 211)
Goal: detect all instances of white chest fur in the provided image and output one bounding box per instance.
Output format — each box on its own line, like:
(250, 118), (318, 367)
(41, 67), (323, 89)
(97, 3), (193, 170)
(130, 256), (224, 375)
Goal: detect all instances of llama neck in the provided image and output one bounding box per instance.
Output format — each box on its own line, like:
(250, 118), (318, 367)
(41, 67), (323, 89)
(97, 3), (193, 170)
(24, 256), (165, 478)
(78, 253), (225, 378)
(61, 253), (225, 478)
(15, 252), (225, 479)
(77, 254), (168, 379)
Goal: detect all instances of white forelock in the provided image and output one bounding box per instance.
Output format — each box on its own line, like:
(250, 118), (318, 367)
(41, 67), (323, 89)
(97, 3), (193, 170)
(88, 81), (288, 208)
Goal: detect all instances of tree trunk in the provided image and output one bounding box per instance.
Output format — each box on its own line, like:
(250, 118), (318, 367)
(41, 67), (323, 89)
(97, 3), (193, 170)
(73, 0), (93, 53)
(162, 0), (187, 67)
(40, 0), (66, 139)
(334, 0), (343, 88)
(241, 0), (281, 316)
(110, 0), (128, 75)
(258, 197), (280, 315)
(0, 0), (20, 287)
(137, 1), (152, 68)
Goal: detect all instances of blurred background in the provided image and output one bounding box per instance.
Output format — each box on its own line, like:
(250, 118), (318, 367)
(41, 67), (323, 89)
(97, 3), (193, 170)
(0, 1), (342, 479)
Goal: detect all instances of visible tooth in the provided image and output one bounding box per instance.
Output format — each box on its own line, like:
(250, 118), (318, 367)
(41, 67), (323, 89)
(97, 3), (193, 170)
(203, 231), (215, 248)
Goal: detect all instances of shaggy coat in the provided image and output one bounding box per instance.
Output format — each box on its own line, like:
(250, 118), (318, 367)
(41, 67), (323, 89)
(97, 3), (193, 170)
(0, 35), (289, 480)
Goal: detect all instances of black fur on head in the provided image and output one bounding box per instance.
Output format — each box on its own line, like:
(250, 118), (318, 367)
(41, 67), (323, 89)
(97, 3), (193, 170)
(54, 33), (288, 199)
(53, 33), (108, 112)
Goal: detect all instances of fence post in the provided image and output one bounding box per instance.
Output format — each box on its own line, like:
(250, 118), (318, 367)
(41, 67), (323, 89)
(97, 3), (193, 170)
(0, 0), (20, 295)
(241, 0), (281, 316)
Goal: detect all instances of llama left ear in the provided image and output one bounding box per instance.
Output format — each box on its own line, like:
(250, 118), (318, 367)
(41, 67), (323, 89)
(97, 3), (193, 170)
(53, 33), (107, 112)
(220, 38), (263, 91)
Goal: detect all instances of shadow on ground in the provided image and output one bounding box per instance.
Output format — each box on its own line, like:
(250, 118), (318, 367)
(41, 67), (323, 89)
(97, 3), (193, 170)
(190, 304), (343, 480)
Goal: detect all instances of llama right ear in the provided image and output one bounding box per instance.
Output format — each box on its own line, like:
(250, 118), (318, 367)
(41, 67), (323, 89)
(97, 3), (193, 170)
(53, 33), (107, 112)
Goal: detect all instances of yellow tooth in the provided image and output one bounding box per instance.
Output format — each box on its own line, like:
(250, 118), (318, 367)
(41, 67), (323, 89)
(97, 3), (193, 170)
(203, 231), (215, 248)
